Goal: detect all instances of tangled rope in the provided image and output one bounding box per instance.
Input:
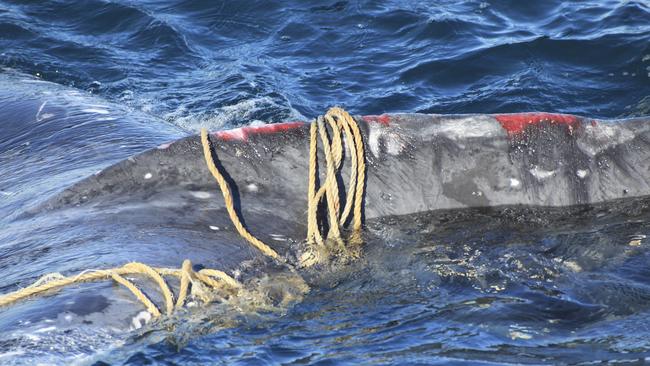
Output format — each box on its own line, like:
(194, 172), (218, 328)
(307, 107), (366, 246)
(0, 260), (240, 317)
(0, 107), (366, 317)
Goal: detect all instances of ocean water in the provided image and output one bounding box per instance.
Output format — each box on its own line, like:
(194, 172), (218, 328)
(2, 0), (649, 129)
(1, 0), (650, 365)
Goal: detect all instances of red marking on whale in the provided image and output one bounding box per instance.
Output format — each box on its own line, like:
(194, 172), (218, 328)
(495, 113), (581, 135)
(214, 121), (305, 141)
(362, 114), (391, 126)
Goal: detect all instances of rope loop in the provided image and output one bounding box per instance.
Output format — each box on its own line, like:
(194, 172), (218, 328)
(306, 107), (366, 248)
(0, 107), (367, 316)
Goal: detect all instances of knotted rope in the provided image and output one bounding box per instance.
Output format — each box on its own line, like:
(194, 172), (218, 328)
(0, 107), (366, 317)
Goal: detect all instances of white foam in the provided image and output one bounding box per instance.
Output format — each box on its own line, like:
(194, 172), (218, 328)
(509, 330), (533, 340)
(35, 101), (48, 121)
(34, 326), (57, 333)
(20, 78), (47, 84)
(0, 350), (26, 359)
(81, 108), (110, 115)
(167, 96), (307, 131)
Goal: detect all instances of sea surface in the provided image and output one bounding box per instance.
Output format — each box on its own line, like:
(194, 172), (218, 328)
(1, 0), (650, 365)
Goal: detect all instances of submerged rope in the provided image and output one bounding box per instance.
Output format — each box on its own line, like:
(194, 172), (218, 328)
(0, 260), (241, 317)
(0, 107), (367, 317)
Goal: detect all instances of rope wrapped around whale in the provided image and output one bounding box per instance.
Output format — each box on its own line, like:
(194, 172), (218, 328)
(0, 107), (367, 317)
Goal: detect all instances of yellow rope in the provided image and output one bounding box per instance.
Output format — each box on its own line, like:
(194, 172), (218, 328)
(0, 261), (242, 317)
(175, 259), (192, 309)
(0, 107), (367, 317)
(307, 120), (321, 245)
(198, 269), (242, 289)
(123, 262), (174, 316)
(333, 107), (366, 236)
(200, 106), (365, 255)
(110, 272), (161, 317)
(200, 128), (281, 260)
(306, 107), (366, 245)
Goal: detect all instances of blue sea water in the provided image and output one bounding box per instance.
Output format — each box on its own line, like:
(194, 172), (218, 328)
(1, 0), (649, 130)
(1, 0), (650, 365)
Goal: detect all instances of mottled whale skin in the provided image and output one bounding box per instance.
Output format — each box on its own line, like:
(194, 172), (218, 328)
(49, 111), (650, 225)
(2, 72), (650, 350)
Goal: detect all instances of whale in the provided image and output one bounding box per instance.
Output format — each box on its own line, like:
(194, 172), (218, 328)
(2, 71), (650, 362)
(47, 110), (650, 218)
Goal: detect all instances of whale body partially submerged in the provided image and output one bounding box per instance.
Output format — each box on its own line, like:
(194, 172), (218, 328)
(2, 72), (650, 362)
(50, 109), (650, 220)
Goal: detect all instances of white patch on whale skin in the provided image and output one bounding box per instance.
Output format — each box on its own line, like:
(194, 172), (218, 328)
(245, 183), (259, 193)
(368, 124), (381, 158)
(143, 173), (153, 180)
(509, 178), (521, 188)
(157, 142), (172, 150)
(367, 124), (408, 158)
(529, 166), (555, 180)
(385, 135), (406, 156)
(130, 311), (152, 330)
(423, 115), (506, 141)
(578, 122), (635, 157)
(270, 233), (287, 241)
(576, 169), (588, 179)
(190, 191), (212, 199)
